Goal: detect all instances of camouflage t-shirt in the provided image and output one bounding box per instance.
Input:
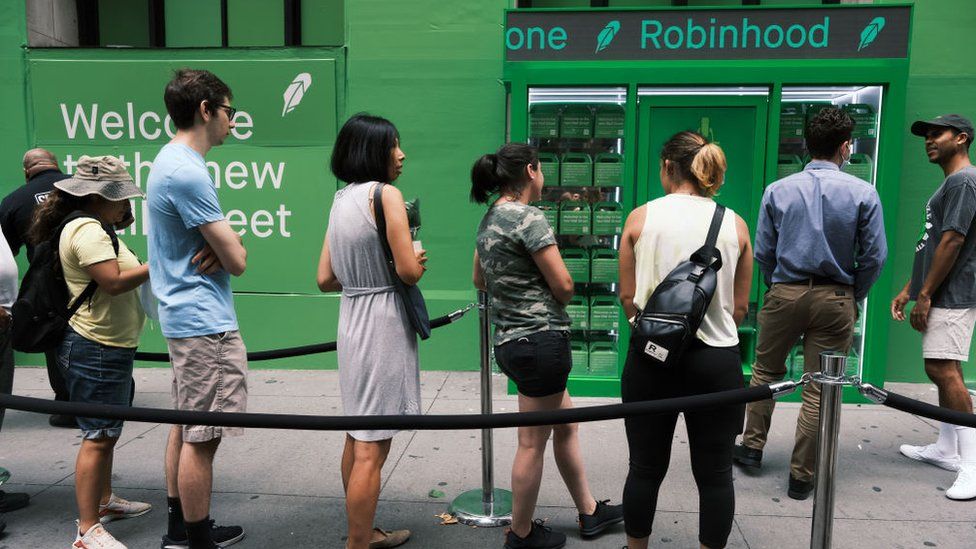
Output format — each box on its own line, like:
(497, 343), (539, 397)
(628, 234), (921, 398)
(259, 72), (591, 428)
(476, 202), (572, 345)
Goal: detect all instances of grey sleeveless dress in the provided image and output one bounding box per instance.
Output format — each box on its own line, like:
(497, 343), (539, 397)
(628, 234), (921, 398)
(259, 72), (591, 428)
(327, 182), (421, 441)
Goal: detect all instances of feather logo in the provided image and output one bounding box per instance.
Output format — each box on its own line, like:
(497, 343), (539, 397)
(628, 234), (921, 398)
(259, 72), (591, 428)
(595, 20), (620, 53)
(282, 72), (312, 117)
(857, 17), (886, 51)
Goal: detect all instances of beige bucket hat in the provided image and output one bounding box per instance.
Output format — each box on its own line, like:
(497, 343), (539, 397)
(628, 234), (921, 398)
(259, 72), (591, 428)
(54, 155), (144, 201)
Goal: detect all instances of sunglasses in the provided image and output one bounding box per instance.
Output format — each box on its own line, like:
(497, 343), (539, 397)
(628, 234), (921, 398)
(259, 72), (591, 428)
(215, 103), (237, 119)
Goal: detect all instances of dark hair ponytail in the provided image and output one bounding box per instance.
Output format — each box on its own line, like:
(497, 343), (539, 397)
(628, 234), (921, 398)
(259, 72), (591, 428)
(27, 189), (87, 245)
(470, 143), (539, 204)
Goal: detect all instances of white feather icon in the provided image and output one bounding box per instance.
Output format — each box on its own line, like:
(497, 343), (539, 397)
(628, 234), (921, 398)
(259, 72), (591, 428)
(282, 72), (312, 116)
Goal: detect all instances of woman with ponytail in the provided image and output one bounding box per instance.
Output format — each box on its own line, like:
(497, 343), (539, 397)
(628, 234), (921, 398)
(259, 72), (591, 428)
(471, 143), (623, 549)
(617, 131), (753, 549)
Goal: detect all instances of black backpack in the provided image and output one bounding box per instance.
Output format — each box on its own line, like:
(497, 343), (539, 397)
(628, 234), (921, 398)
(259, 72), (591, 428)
(630, 203), (726, 368)
(11, 211), (119, 353)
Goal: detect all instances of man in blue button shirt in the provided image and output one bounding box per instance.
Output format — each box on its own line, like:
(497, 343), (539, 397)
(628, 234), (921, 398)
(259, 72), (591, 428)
(733, 107), (887, 500)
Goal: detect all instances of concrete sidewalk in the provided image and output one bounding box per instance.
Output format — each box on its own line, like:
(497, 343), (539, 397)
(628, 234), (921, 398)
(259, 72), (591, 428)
(0, 367), (971, 548)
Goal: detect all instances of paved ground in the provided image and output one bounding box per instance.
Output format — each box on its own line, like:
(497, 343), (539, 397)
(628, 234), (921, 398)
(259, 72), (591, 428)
(0, 367), (972, 548)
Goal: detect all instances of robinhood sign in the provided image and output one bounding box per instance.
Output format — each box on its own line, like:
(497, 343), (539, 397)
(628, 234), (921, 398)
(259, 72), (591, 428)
(27, 56), (338, 294)
(505, 6), (910, 61)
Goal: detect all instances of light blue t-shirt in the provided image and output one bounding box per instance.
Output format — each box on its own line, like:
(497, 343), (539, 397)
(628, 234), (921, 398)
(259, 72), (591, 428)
(147, 143), (238, 338)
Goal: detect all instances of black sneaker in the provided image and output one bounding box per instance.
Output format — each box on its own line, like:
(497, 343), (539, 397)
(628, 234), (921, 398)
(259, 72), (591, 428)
(504, 519), (566, 549)
(48, 414), (77, 428)
(578, 499), (624, 538)
(732, 444), (763, 469)
(0, 491), (29, 513)
(160, 520), (245, 549)
(788, 474), (814, 501)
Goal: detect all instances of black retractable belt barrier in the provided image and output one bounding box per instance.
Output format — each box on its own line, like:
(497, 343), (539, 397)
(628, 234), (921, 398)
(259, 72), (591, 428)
(871, 388), (976, 429)
(132, 306), (469, 362)
(0, 385), (773, 432)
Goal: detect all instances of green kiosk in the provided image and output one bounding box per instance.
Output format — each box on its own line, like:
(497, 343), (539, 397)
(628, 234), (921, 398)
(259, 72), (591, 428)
(503, 4), (912, 401)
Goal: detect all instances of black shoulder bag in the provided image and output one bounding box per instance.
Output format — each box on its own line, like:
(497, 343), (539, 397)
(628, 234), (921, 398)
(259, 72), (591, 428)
(373, 183), (432, 340)
(630, 203), (726, 368)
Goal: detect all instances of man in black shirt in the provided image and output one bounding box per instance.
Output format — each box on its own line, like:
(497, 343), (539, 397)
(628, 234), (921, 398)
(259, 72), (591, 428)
(0, 148), (74, 428)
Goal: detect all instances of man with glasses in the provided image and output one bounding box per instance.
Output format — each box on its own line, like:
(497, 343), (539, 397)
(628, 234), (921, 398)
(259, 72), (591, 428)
(147, 69), (247, 549)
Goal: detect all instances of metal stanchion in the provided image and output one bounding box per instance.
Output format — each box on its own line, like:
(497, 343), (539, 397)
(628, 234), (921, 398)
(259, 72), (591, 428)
(448, 290), (513, 527)
(810, 351), (847, 549)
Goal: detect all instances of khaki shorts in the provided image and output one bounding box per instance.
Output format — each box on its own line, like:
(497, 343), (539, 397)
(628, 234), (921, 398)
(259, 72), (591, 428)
(922, 307), (976, 362)
(168, 331), (248, 442)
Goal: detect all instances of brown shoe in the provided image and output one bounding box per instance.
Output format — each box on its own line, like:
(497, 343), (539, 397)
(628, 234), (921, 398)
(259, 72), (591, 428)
(369, 527), (411, 548)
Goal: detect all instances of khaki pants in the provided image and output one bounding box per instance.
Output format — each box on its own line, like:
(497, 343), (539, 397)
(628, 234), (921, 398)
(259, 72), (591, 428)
(742, 283), (855, 482)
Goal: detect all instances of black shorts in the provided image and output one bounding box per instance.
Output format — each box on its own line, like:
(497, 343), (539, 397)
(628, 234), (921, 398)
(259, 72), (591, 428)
(494, 330), (572, 397)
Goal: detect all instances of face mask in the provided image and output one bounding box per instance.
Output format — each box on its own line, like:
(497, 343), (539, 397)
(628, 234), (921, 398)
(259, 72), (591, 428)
(840, 144), (852, 170)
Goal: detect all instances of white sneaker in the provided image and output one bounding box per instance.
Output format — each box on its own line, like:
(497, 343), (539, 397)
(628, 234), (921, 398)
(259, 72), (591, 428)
(946, 464), (976, 500)
(98, 493), (152, 523)
(899, 443), (961, 472)
(72, 522), (127, 549)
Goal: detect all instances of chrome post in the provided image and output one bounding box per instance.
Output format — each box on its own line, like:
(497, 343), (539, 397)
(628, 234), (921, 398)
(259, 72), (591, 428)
(448, 291), (512, 527)
(810, 351), (847, 549)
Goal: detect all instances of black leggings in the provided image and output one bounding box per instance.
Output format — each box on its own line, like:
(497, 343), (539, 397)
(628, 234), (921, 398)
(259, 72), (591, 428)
(621, 340), (745, 549)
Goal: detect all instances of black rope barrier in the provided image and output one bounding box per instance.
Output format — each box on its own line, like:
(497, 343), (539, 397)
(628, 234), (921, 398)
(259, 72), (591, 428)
(0, 384), (773, 431)
(132, 307), (469, 362)
(875, 389), (976, 429)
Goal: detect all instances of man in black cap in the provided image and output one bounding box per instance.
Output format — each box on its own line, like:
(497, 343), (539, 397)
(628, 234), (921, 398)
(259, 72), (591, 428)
(892, 114), (976, 500)
(0, 148), (76, 429)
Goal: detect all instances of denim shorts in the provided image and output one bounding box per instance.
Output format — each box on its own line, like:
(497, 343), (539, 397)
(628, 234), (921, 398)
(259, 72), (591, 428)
(59, 327), (136, 440)
(494, 330), (572, 397)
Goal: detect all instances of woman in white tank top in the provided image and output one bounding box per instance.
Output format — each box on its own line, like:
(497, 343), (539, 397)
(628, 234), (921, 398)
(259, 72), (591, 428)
(617, 131), (753, 549)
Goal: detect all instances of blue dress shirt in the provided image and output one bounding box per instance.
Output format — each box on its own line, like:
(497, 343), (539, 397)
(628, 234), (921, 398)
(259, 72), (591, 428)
(754, 160), (887, 301)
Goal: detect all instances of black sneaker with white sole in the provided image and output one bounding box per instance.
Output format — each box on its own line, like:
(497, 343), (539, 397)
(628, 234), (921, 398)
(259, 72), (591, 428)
(504, 519), (566, 549)
(578, 499), (624, 538)
(160, 520), (245, 549)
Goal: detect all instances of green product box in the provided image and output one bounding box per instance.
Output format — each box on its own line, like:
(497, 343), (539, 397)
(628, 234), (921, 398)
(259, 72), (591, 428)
(737, 325), (757, 367)
(589, 295), (619, 331)
(590, 248), (618, 283)
(559, 104), (593, 138)
(531, 200), (559, 231)
(776, 154), (804, 180)
(593, 153), (623, 186)
(566, 295), (589, 330)
(842, 154), (873, 183)
(559, 200), (591, 235)
(561, 248), (590, 283)
(594, 105), (625, 138)
(559, 152), (592, 186)
(588, 341), (618, 377)
(529, 104), (560, 138)
(779, 104), (805, 140)
(844, 103), (877, 139)
(570, 340), (589, 376)
(538, 152), (559, 185)
(591, 201), (623, 235)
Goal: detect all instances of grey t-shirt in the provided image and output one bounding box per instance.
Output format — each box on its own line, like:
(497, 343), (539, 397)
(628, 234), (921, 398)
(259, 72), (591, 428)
(476, 202), (572, 345)
(910, 166), (976, 308)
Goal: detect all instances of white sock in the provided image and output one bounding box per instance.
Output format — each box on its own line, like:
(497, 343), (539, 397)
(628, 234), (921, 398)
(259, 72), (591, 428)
(954, 426), (976, 463)
(936, 422), (960, 456)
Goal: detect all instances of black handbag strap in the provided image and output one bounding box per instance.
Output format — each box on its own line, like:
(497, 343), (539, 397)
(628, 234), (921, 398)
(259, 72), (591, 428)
(372, 183), (397, 268)
(690, 203), (726, 270)
(56, 211), (121, 317)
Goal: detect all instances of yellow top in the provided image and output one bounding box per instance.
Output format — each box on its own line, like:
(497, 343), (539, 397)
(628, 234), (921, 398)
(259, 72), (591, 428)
(60, 218), (145, 348)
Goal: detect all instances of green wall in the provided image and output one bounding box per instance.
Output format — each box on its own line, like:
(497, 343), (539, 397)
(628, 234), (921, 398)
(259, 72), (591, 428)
(883, 0), (976, 382)
(4, 1), (975, 380)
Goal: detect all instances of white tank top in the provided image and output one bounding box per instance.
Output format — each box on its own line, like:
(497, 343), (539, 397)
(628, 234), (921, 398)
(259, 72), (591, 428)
(633, 194), (741, 347)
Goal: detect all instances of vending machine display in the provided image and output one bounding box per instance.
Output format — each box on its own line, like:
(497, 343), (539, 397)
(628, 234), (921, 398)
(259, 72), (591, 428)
(777, 86), (884, 380)
(525, 87), (627, 378)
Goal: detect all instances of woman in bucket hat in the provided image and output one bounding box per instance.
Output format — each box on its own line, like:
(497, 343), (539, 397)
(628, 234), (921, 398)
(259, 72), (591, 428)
(28, 155), (151, 549)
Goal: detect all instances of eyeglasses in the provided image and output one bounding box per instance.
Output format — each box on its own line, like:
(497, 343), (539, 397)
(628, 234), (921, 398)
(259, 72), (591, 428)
(215, 104), (237, 119)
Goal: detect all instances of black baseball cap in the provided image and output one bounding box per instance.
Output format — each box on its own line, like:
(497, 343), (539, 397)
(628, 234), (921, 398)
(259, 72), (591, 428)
(911, 114), (975, 142)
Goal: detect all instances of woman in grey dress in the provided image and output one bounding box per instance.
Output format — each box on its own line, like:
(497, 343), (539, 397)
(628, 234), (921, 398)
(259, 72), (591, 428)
(317, 113), (427, 549)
